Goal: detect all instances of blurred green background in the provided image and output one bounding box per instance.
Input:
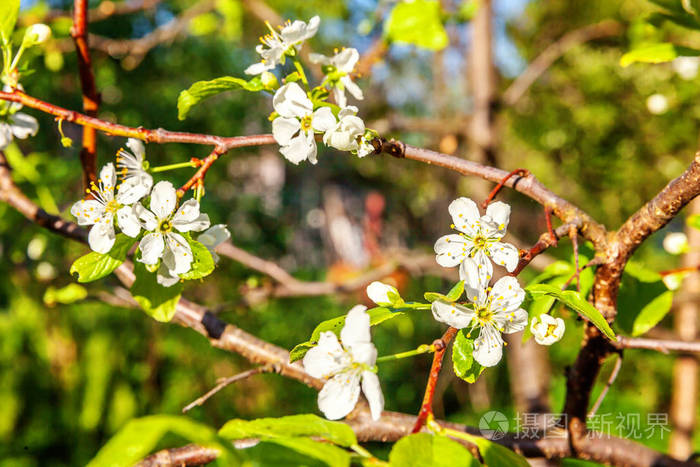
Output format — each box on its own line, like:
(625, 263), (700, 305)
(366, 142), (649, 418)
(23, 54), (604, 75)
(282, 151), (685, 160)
(1, 0), (699, 465)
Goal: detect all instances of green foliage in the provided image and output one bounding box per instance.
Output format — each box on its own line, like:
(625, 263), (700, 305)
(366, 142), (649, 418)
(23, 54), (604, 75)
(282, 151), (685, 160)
(220, 415), (356, 467)
(526, 284), (616, 340)
(43, 283), (87, 306)
(687, 214), (700, 230)
(179, 238), (215, 280)
(289, 307), (405, 362)
(177, 76), (264, 120)
(384, 0), (449, 51)
(0, 0), (19, 44)
(424, 280), (464, 303)
(617, 262), (674, 336)
(130, 262), (183, 322)
(469, 435), (529, 467)
(388, 433), (478, 467)
(87, 415), (237, 467)
(452, 329), (485, 383)
(620, 42), (700, 67)
(70, 234), (135, 283)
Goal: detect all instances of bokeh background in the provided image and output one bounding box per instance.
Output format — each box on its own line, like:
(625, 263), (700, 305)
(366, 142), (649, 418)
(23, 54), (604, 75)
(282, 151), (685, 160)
(1, 0), (699, 465)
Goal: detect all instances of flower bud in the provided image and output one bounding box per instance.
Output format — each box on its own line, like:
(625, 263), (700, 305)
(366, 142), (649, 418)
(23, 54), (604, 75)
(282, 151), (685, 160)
(260, 71), (279, 90)
(366, 281), (401, 307)
(530, 314), (565, 346)
(22, 24), (52, 47)
(663, 232), (688, 255)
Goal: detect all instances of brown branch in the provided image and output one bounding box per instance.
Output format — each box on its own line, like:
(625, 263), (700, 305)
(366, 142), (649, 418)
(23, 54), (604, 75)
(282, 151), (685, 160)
(481, 168), (530, 209)
(503, 20), (623, 106)
(71, 0), (100, 189)
(0, 152), (693, 467)
(182, 365), (273, 413)
(136, 444), (219, 467)
(616, 337), (700, 354)
(511, 223), (577, 276)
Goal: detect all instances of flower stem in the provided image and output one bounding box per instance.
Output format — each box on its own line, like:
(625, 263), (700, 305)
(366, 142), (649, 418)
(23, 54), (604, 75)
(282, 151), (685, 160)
(293, 59), (310, 89)
(376, 344), (435, 363)
(150, 161), (197, 172)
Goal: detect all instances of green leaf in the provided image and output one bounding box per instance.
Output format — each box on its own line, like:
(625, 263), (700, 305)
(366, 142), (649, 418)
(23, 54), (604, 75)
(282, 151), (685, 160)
(219, 415), (355, 467)
(446, 280), (465, 301)
(522, 275), (568, 343)
(424, 291), (450, 303)
(179, 238), (215, 280)
(177, 76), (264, 120)
(687, 214), (700, 230)
(87, 415), (238, 467)
(219, 414), (357, 447)
(290, 307), (404, 362)
(388, 433), (478, 467)
(70, 234), (135, 283)
(620, 42), (700, 67)
(384, 0), (449, 51)
(528, 260), (574, 285)
(470, 436), (529, 467)
(617, 262), (674, 336)
(452, 329), (485, 383)
(43, 283), (88, 306)
(0, 0), (20, 44)
(130, 262), (183, 322)
(526, 284), (616, 340)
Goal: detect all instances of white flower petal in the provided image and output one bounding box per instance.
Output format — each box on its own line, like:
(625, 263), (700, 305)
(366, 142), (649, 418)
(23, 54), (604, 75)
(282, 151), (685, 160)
(245, 61), (272, 75)
(9, 113), (38, 139)
(71, 199), (105, 226)
(309, 53), (330, 65)
(361, 371), (384, 421)
(88, 220), (116, 254)
(348, 342), (377, 367)
(163, 232), (193, 274)
(503, 308), (528, 334)
(303, 331), (349, 378)
(156, 263), (181, 287)
(472, 250), (494, 292)
(485, 201), (511, 234)
(138, 233), (164, 265)
(333, 48), (359, 73)
(150, 181), (177, 219)
(312, 107), (337, 133)
(434, 234), (470, 267)
(126, 138), (145, 159)
(459, 257), (487, 303)
(488, 241), (520, 272)
(172, 199), (200, 223)
(431, 300), (475, 329)
(272, 117), (301, 146)
(448, 197), (481, 236)
(199, 224), (230, 249)
(0, 123), (13, 149)
(279, 132), (315, 165)
(117, 206), (141, 237)
(99, 163), (117, 192)
(116, 173), (152, 204)
(317, 372), (361, 420)
(490, 276), (525, 315)
(343, 77), (364, 101)
(332, 87), (347, 108)
(366, 281), (399, 306)
(273, 83), (312, 118)
(473, 326), (503, 367)
(531, 314), (565, 345)
(134, 204), (158, 231)
(340, 305), (370, 347)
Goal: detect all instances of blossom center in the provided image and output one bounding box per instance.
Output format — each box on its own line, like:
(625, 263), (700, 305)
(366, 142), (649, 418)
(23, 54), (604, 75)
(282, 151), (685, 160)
(545, 323), (558, 337)
(473, 235), (488, 250)
(300, 115), (313, 133)
(475, 305), (494, 324)
(158, 219), (173, 233)
(104, 199), (120, 215)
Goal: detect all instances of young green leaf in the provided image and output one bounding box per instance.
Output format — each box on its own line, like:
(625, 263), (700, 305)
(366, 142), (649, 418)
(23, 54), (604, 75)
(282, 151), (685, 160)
(446, 280), (465, 301)
(388, 433), (478, 467)
(219, 414), (357, 447)
(87, 415), (238, 467)
(0, 0), (20, 45)
(177, 76), (263, 120)
(617, 262), (674, 336)
(470, 436), (529, 467)
(178, 239), (215, 280)
(130, 262), (183, 322)
(525, 284), (616, 340)
(70, 234), (135, 283)
(452, 329), (485, 383)
(384, 0), (449, 51)
(620, 43), (700, 67)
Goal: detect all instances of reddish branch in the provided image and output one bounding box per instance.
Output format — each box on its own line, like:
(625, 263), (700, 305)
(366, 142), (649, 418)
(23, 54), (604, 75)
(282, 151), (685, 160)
(481, 168), (530, 209)
(411, 327), (458, 433)
(71, 0), (100, 188)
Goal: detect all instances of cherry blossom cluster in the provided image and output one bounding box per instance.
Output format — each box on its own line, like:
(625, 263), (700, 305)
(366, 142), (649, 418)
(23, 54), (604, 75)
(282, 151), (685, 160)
(71, 139), (230, 287)
(243, 16), (378, 165)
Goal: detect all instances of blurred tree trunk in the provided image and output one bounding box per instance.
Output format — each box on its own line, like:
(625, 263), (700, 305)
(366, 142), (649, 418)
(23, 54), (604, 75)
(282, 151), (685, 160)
(669, 198), (700, 458)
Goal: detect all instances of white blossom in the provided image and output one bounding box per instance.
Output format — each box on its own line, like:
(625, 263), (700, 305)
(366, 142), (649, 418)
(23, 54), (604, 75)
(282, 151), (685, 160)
(366, 281), (400, 307)
(22, 23), (51, 47)
(245, 16), (321, 75)
(134, 181), (210, 275)
(303, 305), (384, 421)
(323, 106), (365, 152)
(663, 232), (688, 255)
(0, 112), (38, 150)
(310, 48), (364, 107)
(198, 224), (231, 262)
(116, 138), (153, 202)
(357, 136), (376, 158)
(272, 83), (336, 164)
(431, 258), (528, 367)
(530, 313), (565, 346)
(434, 197), (519, 286)
(70, 163), (143, 253)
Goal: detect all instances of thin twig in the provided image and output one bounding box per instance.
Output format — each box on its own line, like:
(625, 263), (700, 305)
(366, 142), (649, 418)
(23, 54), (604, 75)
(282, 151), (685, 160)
(588, 354), (623, 417)
(481, 168), (530, 209)
(182, 365), (273, 413)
